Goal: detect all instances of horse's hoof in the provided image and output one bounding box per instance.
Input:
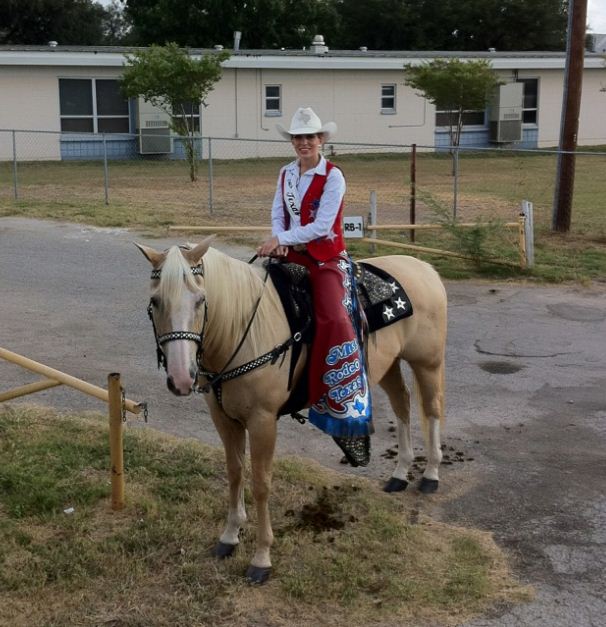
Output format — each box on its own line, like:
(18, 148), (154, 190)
(213, 541), (237, 559)
(419, 478), (439, 494)
(384, 477), (408, 493)
(246, 565), (272, 585)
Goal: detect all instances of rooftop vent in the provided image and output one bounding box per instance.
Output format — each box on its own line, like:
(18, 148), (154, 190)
(359, 46), (368, 52)
(488, 47), (496, 52)
(213, 44), (224, 51)
(48, 40), (58, 47)
(310, 34), (328, 54)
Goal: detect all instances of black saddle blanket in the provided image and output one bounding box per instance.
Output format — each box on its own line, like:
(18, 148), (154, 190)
(268, 259), (413, 336)
(353, 261), (413, 332)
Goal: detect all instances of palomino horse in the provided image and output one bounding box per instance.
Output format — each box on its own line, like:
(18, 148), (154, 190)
(136, 237), (447, 584)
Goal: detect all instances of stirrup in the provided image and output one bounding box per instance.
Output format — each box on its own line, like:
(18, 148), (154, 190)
(332, 435), (371, 467)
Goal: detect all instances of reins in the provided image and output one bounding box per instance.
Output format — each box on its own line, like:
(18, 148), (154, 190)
(196, 266), (271, 394)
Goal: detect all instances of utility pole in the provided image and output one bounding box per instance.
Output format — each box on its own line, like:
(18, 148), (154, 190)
(552, 0), (588, 232)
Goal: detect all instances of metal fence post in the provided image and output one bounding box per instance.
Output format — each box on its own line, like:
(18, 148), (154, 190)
(103, 133), (109, 205)
(208, 137), (213, 214)
(12, 130), (18, 201)
(517, 214), (527, 270)
(522, 200), (535, 268)
(453, 145), (459, 220)
(368, 190), (377, 253)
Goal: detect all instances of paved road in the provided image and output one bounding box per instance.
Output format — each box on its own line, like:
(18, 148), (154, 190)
(1, 218), (605, 626)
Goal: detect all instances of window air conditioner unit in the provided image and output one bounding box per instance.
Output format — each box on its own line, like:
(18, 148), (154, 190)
(137, 98), (173, 154)
(489, 83), (523, 143)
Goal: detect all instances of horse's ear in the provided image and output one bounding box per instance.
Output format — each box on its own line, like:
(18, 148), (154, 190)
(134, 242), (165, 267)
(184, 235), (216, 266)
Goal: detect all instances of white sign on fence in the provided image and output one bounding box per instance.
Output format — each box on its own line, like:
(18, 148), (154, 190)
(343, 216), (365, 238)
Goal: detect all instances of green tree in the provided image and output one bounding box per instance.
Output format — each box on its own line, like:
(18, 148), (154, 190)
(304, 0), (568, 51)
(121, 43), (229, 181)
(0, 0), (107, 45)
(404, 58), (502, 150)
(102, 0), (136, 45)
(332, 0), (414, 50)
(272, 0), (340, 49)
(330, 0), (566, 51)
(440, 0), (568, 51)
(10, 0), (565, 50)
(123, 0), (231, 48)
(123, 0), (338, 49)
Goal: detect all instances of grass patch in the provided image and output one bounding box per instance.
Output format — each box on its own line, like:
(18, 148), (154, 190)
(0, 404), (531, 627)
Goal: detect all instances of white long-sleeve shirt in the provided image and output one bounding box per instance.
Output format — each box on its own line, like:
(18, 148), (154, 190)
(271, 156), (346, 247)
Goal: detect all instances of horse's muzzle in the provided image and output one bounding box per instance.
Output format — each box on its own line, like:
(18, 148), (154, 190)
(167, 374), (193, 396)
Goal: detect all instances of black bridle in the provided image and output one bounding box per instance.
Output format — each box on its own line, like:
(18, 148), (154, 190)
(147, 262), (207, 372)
(146, 258), (303, 400)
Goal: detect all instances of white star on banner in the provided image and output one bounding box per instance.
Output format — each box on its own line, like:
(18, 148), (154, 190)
(389, 281), (398, 294)
(395, 297), (407, 309)
(326, 230), (338, 242)
(383, 306), (395, 320)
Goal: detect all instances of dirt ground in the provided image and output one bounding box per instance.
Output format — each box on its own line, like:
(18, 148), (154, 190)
(1, 217), (605, 626)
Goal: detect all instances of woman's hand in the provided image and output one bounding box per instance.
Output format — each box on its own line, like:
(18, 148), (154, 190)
(257, 236), (288, 258)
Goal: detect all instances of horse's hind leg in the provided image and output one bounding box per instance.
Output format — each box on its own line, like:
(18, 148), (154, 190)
(410, 361), (445, 494)
(210, 408), (247, 558)
(379, 361), (414, 493)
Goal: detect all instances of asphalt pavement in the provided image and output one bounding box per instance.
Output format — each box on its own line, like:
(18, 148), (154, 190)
(1, 217), (605, 626)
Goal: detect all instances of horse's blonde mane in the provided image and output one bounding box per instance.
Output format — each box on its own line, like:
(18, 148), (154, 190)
(158, 246), (283, 357)
(202, 248), (284, 356)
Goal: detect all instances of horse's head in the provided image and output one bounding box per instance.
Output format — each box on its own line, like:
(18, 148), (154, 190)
(136, 236), (215, 396)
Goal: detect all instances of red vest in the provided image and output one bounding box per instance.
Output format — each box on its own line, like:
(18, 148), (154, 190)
(282, 161), (345, 262)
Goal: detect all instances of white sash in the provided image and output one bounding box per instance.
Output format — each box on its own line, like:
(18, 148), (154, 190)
(283, 166), (301, 225)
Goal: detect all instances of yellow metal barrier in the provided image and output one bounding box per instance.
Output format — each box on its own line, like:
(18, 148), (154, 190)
(0, 347), (145, 510)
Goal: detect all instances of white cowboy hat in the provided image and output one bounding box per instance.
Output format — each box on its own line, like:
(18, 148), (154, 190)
(276, 107), (337, 140)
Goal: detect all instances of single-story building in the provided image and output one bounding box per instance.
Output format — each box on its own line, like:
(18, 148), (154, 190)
(1, 38), (605, 161)
(588, 33), (606, 53)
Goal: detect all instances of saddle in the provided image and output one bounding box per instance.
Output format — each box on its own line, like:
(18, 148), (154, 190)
(267, 259), (413, 416)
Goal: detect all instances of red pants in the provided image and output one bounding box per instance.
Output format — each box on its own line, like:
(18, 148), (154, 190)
(286, 250), (372, 437)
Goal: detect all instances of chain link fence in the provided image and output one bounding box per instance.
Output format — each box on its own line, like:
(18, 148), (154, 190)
(1, 129), (605, 238)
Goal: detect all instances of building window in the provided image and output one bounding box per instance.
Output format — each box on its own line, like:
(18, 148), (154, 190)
(172, 101), (201, 133)
(265, 85), (281, 116)
(435, 110), (485, 127)
(517, 78), (538, 124)
(381, 84), (396, 112)
(59, 78), (129, 133)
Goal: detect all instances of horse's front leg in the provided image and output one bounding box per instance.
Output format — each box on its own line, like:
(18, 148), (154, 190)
(246, 412), (277, 584)
(209, 406), (247, 558)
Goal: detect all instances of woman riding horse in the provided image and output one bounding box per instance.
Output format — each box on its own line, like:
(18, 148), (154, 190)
(257, 106), (372, 467)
